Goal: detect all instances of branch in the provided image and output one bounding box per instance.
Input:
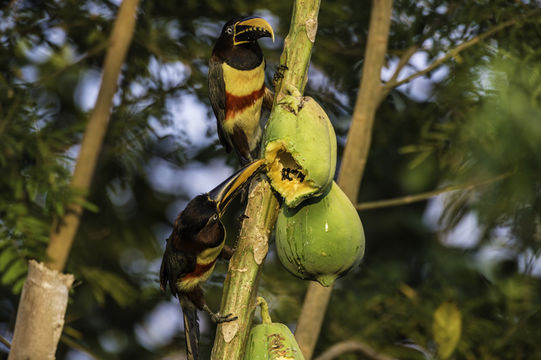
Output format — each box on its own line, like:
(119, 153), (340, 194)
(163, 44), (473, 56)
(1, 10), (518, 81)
(45, 0), (141, 272)
(386, 45), (418, 88)
(380, 10), (541, 99)
(294, 1), (393, 359)
(210, 1), (321, 358)
(0, 334), (10, 349)
(356, 172), (513, 211)
(337, 0), (393, 200)
(313, 340), (398, 360)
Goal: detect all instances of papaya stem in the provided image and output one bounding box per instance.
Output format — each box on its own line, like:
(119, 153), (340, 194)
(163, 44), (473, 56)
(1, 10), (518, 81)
(256, 297), (272, 324)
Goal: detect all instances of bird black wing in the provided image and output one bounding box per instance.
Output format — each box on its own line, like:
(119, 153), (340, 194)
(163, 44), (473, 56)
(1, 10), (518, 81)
(159, 234), (196, 296)
(208, 57), (232, 153)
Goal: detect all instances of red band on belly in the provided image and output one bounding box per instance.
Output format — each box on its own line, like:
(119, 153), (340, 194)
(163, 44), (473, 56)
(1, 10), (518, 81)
(225, 84), (265, 120)
(183, 260), (218, 280)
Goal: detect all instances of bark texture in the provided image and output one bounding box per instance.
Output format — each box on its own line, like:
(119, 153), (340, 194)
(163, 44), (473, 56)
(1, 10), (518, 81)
(211, 180), (279, 359)
(8, 260), (74, 360)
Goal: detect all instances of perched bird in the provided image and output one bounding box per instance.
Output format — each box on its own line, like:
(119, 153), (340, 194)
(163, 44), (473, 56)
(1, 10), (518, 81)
(160, 159), (265, 360)
(209, 16), (275, 165)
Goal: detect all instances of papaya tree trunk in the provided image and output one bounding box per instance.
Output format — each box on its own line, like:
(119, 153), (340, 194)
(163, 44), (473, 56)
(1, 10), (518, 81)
(211, 0), (321, 358)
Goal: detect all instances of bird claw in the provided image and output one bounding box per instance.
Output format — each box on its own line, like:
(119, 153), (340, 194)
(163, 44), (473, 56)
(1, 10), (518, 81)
(211, 312), (238, 324)
(239, 214), (249, 221)
(273, 64), (289, 85)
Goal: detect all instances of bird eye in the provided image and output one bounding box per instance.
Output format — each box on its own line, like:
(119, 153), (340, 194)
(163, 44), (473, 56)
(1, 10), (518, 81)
(226, 27), (233, 35)
(206, 213), (219, 226)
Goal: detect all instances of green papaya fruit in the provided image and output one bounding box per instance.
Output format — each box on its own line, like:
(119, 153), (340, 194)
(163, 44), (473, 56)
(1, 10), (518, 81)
(275, 181), (365, 286)
(244, 297), (305, 360)
(261, 86), (336, 208)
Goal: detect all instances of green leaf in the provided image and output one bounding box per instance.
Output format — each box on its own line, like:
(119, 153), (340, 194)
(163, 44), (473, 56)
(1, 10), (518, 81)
(1, 259), (27, 286)
(0, 247), (18, 272)
(13, 277), (26, 294)
(433, 302), (462, 359)
(55, 201), (65, 217)
(82, 200), (100, 213)
(80, 266), (137, 307)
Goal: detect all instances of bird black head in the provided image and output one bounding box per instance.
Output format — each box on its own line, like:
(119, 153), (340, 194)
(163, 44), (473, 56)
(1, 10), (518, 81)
(177, 159), (266, 235)
(177, 194), (219, 237)
(218, 16), (274, 47)
(207, 158), (265, 216)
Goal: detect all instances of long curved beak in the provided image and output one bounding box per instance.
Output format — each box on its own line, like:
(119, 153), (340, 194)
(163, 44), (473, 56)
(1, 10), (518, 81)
(208, 159), (266, 216)
(233, 16), (275, 46)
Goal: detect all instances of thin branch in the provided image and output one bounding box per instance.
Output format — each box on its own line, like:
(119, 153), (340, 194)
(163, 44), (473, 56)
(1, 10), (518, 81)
(295, 282), (333, 359)
(313, 340), (398, 360)
(356, 172), (513, 211)
(337, 0), (393, 200)
(0, 334), (11, 349)
(381, 9), (541, 98)
(386, 45), (418, 88)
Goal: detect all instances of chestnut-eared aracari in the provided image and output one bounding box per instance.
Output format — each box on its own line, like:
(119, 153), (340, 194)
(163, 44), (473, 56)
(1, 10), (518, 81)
(209, 16), (274, 165)
(160, 159), (265, 360)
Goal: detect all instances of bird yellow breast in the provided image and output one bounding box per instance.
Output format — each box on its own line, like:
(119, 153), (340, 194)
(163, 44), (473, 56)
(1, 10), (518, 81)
(177, 242), (225, 291)
(198, 242), (225, 265)
(221, 61), (265, 150)
(222, 61), (265, 97)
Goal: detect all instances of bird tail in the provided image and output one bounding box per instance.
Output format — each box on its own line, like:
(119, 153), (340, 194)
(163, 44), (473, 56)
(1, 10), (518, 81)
(180, 297), (200, 360)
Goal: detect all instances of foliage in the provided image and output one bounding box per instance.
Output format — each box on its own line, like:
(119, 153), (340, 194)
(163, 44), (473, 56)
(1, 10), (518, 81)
(1, 0), (541, 359)
(0, 4), (83, 294)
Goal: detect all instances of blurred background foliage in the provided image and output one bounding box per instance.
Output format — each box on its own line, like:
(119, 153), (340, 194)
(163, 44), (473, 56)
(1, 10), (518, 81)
(1, 0), (541, 359)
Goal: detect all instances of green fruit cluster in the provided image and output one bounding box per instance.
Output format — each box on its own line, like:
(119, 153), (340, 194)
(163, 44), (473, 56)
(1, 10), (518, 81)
(262, 86), (365, 287)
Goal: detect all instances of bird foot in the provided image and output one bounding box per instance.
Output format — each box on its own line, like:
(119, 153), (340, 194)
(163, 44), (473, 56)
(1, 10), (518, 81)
(211, 312), (238, 324)
(239, 214), (250, 221)
(202, 304), (238, 324)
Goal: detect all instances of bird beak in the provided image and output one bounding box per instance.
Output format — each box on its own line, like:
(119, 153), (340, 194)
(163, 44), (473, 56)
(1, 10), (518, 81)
(233, 16), (275, 46)
(208, 159), (266, 216)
